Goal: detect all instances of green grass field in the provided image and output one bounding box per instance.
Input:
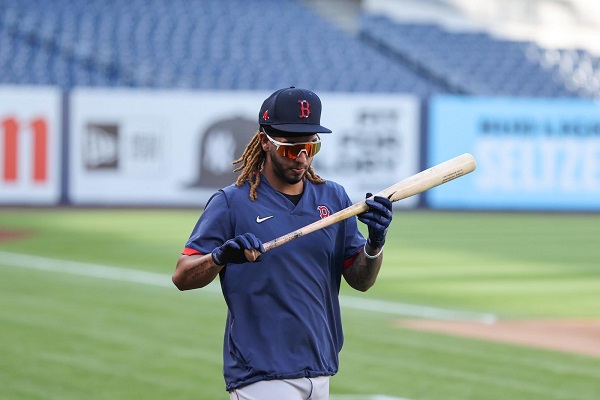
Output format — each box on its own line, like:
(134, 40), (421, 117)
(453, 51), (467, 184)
(1, 208), (599, 399)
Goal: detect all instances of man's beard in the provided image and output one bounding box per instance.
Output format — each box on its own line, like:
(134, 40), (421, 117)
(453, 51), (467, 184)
(269, 150), (308, 185)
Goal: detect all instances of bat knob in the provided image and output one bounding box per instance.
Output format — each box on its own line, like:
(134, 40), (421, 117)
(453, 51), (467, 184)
(244, 248), (261, 262)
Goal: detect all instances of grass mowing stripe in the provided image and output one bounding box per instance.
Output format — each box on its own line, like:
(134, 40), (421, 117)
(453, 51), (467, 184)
(343, 330), (598, 400)
(354, 319), (600, 378)
(344, 336), (577, 397)
(0, 265), (228, 399)
(0, 250), (496, 322)
(398, 362), (585, 399)
(379, 342), (595, 399)
(388, 331), (600, 378)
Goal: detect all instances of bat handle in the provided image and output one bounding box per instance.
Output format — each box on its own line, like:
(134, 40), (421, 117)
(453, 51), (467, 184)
(244, 248), (262, 262)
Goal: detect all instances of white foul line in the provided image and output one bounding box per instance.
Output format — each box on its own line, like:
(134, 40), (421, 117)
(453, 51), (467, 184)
(0, 251), (496, 323)
(339, 295), (497, 324)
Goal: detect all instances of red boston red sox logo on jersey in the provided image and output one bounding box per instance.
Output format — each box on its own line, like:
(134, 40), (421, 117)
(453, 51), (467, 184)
(317, 205), (330, 219)
(298, 100), (310, 119)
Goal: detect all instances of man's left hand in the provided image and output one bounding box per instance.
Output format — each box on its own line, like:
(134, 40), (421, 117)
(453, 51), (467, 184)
(357, 193), (393, 248)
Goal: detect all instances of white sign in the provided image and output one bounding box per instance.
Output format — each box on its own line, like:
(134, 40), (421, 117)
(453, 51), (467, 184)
(0, 86), (62, 205)
(318, 93), (420, 205)
(69, 89), (262, 205)
(69, 89), (421, 207)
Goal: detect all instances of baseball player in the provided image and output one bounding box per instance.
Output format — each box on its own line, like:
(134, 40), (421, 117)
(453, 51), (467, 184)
(172, 87), (393, 400)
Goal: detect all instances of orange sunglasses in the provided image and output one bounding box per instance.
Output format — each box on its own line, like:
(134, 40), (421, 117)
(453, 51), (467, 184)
(262, 130), (322, 160)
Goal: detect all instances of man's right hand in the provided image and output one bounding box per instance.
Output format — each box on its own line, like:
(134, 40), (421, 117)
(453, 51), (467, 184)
(211, 233), (264, 266)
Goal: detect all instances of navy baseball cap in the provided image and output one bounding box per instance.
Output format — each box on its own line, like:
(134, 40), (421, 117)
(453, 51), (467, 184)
(259, 87), (332, 136)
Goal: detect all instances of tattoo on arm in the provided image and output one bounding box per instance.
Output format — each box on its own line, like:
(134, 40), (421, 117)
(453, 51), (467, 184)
(190, 264), (218, 280)
(184, 257), (221, 283)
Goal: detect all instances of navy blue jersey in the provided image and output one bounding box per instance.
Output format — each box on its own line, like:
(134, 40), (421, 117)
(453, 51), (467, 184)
(184, 176), (366, 391)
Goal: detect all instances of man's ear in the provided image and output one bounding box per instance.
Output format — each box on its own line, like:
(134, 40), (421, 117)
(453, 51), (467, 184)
(258, 132), (270, 151)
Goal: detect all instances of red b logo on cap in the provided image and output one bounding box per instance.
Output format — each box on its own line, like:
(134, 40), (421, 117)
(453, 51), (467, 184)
(298, 100), (310, 119)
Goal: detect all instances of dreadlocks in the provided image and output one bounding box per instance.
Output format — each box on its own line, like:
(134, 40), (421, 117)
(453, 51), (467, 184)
(233, 130), (325, 201)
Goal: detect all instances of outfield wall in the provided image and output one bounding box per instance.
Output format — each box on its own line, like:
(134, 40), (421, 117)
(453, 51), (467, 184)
(0, 86), (63, 205)
(429, 96), (600, 211)
(1, 86), (600, 211)
(68, 89), (420, 207)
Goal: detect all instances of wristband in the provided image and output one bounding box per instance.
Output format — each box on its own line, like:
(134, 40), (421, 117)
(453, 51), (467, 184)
(363, 243), (384, 259)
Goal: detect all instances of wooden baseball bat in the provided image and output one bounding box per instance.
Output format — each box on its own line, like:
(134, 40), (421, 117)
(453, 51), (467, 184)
(244, 153), (476, 261)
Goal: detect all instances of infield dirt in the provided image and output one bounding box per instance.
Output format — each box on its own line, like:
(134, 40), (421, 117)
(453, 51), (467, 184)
(0, 229), (34, 242)
(399, 319), (600, 358)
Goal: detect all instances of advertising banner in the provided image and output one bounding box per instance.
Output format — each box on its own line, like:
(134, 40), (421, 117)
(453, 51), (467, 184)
(70, 89), (421, 207)
(428, 96), (600, 210)
(0, 86), (62, 205)
(317, 93), (420, 207)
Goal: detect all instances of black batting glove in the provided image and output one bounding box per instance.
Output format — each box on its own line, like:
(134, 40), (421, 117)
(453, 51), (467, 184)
(357, 192), (393, 248)
(211, 233), (264, 266)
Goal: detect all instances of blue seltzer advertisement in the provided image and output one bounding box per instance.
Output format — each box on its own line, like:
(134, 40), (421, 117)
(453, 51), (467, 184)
(428, 96), (600, 211)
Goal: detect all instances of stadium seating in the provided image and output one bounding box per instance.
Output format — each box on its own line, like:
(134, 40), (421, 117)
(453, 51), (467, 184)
(528, 46), (600, 98)
(359, 14), (595, 98)
(0, 0), (445, 96)
(1, 0), (597, 98)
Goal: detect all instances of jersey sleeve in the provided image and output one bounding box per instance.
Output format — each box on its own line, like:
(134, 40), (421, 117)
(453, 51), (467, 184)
(183, 190), (233, 255)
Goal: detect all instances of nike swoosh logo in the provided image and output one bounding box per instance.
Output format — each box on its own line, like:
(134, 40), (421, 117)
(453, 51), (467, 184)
(256, 215), (274, 223)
